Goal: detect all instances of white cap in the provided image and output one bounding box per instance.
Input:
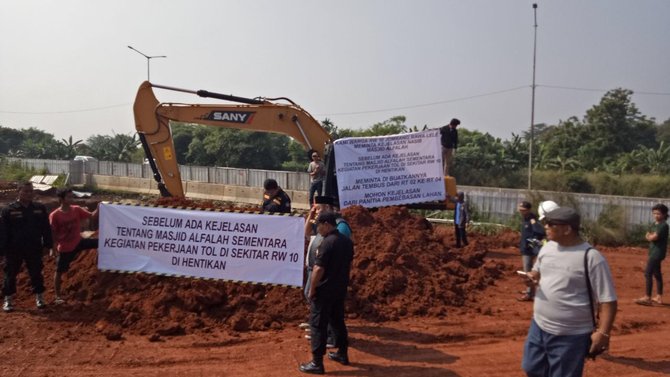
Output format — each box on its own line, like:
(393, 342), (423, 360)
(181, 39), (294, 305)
(538, 200), (559, 220)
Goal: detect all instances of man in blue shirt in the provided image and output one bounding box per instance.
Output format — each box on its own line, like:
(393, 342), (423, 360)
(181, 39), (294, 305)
(448, 192), (468, 248)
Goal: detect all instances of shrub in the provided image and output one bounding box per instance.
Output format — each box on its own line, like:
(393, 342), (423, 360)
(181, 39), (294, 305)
(0, 159), (40, 182)
(582, 203), (627, 246)
(565, 172), (593, 193)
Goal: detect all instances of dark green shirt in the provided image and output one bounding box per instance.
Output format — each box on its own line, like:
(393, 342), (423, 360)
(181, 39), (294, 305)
(649, 222), (669, 260)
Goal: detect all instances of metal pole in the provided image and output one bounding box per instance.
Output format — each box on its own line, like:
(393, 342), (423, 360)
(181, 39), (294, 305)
(528, 3), (538, 190)
(127, 46), (166, 81)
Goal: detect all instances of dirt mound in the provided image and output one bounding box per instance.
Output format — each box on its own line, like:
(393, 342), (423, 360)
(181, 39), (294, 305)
(343, 206), (507, 320)
(51, 203), (506, 336)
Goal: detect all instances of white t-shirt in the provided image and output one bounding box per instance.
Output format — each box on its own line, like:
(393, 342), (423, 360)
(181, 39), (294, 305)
(308, 161), (325, 183)
(532, 240), (617, 335)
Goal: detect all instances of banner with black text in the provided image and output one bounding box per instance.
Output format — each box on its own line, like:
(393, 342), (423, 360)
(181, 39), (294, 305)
(98, 204), (304, 287)
(334, 129), (445, 208)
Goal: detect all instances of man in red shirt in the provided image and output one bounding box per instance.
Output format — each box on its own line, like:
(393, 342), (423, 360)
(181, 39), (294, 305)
(49, 188), (98, 304)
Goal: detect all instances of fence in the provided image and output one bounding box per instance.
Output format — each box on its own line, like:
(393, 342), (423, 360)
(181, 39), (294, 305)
(5, 157), (666, 227)
(460, 186), (659, 227)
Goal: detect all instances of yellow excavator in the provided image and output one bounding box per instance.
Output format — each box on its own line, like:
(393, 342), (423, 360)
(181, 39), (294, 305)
(133, 81), (456, 209)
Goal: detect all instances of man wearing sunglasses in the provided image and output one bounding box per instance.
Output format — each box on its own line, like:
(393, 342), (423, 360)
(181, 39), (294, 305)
(307, 151), (325, 206)
(521, 207), (618, 377)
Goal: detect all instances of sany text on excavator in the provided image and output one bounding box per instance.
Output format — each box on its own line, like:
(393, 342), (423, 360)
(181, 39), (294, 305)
(133, 81), (456, 209)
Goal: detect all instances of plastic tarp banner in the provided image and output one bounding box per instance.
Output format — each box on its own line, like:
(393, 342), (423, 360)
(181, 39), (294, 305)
(334, 129), (445, 209)
(98, 203), (304, 287)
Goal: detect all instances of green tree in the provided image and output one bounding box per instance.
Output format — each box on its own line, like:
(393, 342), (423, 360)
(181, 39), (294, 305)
(546, 155), (583, 172)
(501, 133), (528, 171)
(0, 126), (24, 155)
(338, 116), (408, 138)
(615, 142), (670, 175)
(321, 118), (339, 140)
(18, 128), (64, 159)
(85, 133), (140, 162)
(578, 88), (656, 168)
(59, 136), (83, 159)
(193, 128), (290, 169)
(656, 118), (670, 145)
(536, 89), (657, 171)
(535, 117), (586, 164)
(172, 123), (206, 164)
(451, 129), (525, 187)
(282, 140), (311, 172)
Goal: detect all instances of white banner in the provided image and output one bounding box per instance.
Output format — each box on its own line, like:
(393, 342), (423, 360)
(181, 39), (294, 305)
(334, 129), (445, 209)
(98, 204), (304, 287)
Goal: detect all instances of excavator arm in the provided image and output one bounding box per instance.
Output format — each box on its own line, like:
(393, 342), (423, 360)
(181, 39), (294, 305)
(133, 81), (331, 197)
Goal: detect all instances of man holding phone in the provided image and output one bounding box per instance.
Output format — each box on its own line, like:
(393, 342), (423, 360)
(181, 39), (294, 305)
(521, 207), (618, 377)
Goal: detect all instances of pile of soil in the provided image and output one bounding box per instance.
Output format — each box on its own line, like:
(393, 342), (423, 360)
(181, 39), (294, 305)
(343, 206), (508, 320)
(33, 200), (509, 338)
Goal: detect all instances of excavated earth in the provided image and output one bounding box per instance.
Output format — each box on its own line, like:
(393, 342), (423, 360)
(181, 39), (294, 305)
(0, 180), (669, 376)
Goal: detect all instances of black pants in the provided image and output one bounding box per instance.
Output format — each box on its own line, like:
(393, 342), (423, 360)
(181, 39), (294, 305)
(454, 224), (468, 247)
(3, 251), (45, 296)
(56, 238), (98, 273)
(645, 257), (663, 297)
(309, 181), (323, 206)
(309, 295), (348, 358)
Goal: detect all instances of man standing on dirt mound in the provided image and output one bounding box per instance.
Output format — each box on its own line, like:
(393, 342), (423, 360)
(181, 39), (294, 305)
(521, 207), (617, 377)
(49, 188), (99, 305)
(1, 181), (53, 312)
(300, 212), (354, 375)
(439, 118), (460, 176)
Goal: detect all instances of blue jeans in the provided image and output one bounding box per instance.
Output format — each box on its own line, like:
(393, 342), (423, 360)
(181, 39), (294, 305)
(309, 181), (323, 205)
(522, 319), (591, 377)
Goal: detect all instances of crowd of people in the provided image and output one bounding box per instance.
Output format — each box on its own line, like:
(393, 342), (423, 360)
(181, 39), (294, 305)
(1, 124), (668, 376)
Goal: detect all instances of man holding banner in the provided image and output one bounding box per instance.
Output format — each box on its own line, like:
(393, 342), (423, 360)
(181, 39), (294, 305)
(300, 212), (354, 375)
(49, 188), (99, 304)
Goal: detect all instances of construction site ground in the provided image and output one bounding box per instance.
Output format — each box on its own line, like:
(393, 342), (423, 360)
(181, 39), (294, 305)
(0, 180), (668, 376)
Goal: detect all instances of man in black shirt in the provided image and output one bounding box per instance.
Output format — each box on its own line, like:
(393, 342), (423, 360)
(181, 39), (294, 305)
(261, 178), (292, 213)
(439, 118), (460, 176)
(299, 212), (354, 375)
(517, 201), (545, 302)
(1, 181), (53, 311)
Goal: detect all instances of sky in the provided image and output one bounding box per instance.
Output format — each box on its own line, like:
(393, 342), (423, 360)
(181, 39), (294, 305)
(1, 0), (669, 143)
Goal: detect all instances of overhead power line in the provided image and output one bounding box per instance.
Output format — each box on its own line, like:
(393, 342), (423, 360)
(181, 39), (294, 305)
(0, 84), (666, 117)
(317, 84), (670, 117)
(0, 103), (132, 115)
(539, 84), (670, 96)
(316, 86), (530, 116)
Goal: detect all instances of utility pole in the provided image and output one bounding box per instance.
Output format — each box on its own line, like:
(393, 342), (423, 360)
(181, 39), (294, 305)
(528, 3), (538, 190)
(127, 46), (167, 81)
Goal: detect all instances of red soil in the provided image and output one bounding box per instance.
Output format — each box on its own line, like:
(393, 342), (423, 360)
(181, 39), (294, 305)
(1, 189), (668, 376)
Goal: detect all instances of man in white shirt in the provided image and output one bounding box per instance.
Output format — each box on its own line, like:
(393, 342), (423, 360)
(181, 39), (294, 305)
(522, 207), (618, 377)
